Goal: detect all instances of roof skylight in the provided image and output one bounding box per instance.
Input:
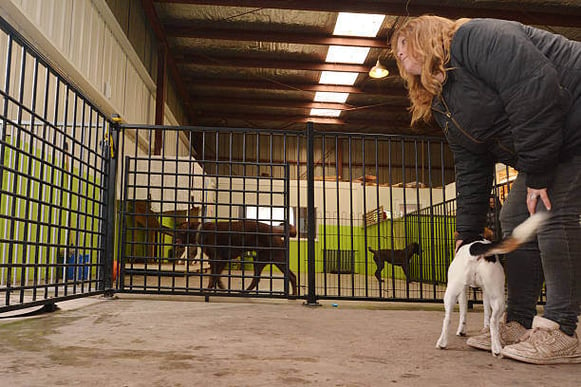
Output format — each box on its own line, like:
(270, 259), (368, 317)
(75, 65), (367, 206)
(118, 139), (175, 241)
(333, 13), (385, 37)
(314, 92), (349, 103)
(309, 12), (385, 118)
(326, 46), (370, 64)
(319, 71), (359, 86)
(310, 108), (342, 117)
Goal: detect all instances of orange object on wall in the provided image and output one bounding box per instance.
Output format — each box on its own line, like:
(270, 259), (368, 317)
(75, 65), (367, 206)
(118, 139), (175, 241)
(112, 260), (118, 282)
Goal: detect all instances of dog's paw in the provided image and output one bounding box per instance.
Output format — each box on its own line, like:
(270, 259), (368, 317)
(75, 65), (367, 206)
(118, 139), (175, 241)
(456, 322), (467, 337)
(491, 343), (503, 357)
(436, 338), (447, 349)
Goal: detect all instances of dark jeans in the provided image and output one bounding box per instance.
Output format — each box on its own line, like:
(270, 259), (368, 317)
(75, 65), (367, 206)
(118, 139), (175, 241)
(499, 156), (581, 336)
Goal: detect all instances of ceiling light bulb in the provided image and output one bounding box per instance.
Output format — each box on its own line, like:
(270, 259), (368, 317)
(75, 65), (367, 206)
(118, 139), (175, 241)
(369, 59), (389, 79)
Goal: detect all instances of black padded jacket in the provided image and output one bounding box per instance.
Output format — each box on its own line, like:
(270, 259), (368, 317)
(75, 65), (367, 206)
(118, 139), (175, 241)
(431, 19), (581, 240)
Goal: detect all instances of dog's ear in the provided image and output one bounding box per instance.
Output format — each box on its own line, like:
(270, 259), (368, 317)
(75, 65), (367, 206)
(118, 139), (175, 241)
(483, 227), (495, 241)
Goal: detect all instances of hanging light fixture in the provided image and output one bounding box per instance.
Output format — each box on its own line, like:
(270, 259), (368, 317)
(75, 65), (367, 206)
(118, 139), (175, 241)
(369, 59), (389, 79)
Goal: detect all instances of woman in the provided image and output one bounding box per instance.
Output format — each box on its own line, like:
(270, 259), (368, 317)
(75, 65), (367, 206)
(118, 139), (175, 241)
(391, 15), (581, 364)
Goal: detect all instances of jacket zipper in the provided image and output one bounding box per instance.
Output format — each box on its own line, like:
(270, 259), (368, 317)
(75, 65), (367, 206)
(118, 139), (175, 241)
(434, 96), (484, 144)
(432, 106), (449, 135)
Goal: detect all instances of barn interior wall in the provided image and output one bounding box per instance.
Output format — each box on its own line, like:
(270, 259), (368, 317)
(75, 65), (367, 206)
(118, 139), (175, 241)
(0, 0), (185, 130)
(206, 177), (450, 226)
(0, 0), (199, 207)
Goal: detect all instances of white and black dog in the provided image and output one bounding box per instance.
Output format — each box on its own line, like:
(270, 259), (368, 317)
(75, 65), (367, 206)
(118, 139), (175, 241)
(436, 212), (548, 356)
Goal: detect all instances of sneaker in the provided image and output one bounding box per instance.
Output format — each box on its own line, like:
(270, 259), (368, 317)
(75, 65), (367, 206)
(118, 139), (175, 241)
(466, 320), (528, 352)
(501, 316), (581, 364)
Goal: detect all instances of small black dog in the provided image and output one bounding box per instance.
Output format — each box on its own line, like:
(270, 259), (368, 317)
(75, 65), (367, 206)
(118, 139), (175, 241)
(368, 242), (420, 282)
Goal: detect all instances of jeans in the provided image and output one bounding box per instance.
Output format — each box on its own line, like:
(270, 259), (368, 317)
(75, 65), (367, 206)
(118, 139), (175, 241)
(499, 156), (581, 336)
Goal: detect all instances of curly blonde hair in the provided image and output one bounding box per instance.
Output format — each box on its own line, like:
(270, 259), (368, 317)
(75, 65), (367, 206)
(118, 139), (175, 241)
(390, 15), (469, 125)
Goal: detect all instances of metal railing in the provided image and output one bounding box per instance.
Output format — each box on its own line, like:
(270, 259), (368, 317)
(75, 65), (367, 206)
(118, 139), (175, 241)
(0, 16), (114, 314)
(114, 123), (471, 304)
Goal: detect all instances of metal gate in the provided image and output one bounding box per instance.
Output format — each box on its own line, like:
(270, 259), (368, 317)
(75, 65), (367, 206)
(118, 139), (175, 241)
(116, 125), (295, 298)
(0, 17), (115, 314)
(112, 123), (509, 305)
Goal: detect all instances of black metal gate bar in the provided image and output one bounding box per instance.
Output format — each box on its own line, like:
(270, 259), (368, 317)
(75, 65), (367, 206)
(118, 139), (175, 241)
(305, 122), (317, 304)
(0, 16), (113, 314)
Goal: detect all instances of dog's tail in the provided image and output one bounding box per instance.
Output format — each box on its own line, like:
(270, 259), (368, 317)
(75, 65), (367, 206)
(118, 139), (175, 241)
(470, 212), (548, 257)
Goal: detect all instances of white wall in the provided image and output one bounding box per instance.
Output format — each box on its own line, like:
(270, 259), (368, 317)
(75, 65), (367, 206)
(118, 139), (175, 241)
(0, 0), (197, 203)
(212, 177), (447, 225)
(0, 0), (181, 131)
(445, 181), (456, 204)
(124, 157), (212, 211)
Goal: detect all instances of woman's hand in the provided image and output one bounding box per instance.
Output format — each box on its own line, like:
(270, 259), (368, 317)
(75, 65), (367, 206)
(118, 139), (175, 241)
(526, 187), (551, 215)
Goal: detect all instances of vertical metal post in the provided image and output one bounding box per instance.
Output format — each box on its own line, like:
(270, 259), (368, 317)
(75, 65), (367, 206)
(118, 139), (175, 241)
(1, 34), (12, 306)
(154, 44), (167, 155)
(285, 162), (290, 296)
(102, 121), (118, 295)
(305, 122), (319, 306)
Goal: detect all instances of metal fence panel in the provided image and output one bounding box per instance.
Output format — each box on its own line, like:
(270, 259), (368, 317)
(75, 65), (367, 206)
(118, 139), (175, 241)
(115, 124), (494, 304)
(0, 17), (113, 314)
(115, 126), (296, 299)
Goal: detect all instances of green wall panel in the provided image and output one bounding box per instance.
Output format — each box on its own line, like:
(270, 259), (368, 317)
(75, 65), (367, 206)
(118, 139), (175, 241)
(287, 215), (456, 283)
(1, 140), (102, 283)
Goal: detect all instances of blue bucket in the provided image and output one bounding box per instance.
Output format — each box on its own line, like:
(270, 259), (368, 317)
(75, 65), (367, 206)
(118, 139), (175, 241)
(66, 254), (91, 281)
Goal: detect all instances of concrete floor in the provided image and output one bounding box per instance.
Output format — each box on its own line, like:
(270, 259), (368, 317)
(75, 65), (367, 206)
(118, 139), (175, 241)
(0, 295), (580, 387)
